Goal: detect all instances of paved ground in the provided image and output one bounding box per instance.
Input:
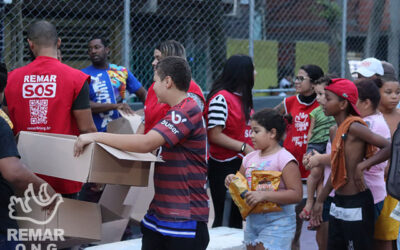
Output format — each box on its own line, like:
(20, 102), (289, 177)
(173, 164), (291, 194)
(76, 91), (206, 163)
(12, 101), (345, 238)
(300, 221), (318, 250)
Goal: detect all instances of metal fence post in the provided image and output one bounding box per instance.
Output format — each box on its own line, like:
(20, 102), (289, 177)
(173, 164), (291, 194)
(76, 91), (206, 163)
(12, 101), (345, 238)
(341, 0), (347, 78)
(123, 0), (131, 69)
(249, 0), (255, 58)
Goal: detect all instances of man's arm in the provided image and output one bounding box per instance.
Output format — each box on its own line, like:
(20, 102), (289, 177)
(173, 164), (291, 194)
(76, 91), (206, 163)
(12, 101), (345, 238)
(72, 81), (97, 133)
(73, 109), (97, 133)
(0, 157), (53, 195)
(135, 87), (147, 104)
(90, 101), (119, 114)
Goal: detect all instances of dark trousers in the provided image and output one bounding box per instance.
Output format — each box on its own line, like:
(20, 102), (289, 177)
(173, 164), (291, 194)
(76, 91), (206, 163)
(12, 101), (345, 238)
(141, 222), (209, 250)
(208, 157), (243, 228)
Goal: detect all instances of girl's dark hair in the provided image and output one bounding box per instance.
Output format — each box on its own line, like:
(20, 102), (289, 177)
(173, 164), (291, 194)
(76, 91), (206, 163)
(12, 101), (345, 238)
(251, 108), (286, 141)
(300, 64), (324, 83)
(356, 79), (381, 110)
(207, 54), (254, 121)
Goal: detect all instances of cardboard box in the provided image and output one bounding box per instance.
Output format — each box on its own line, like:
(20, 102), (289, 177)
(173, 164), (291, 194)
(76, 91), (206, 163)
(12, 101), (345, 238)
(95, 206), (130, 245)
(17, 131), (161, 186)
(107, 112), (142, 134)
(99, 184), (133, 219)
(15, 198), (102, 249)
(124, 163), (155, 223)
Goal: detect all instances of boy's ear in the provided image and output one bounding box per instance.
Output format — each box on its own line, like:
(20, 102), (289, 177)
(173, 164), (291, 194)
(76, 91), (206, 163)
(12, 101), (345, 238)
(338, 99), (348, 112)
(165, 76), (173, 89)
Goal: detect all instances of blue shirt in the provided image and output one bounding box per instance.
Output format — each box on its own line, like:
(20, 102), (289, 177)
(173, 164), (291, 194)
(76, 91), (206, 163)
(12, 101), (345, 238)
(82, 64), (142, 131)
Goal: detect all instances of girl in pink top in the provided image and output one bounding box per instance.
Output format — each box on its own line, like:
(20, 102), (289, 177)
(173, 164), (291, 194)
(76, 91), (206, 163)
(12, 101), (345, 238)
(225, 108), (302, 250)
(356, 79), (390, 208)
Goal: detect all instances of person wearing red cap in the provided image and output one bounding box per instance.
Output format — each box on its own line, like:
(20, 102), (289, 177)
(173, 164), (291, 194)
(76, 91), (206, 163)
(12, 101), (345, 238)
(311, 78), (391, 250)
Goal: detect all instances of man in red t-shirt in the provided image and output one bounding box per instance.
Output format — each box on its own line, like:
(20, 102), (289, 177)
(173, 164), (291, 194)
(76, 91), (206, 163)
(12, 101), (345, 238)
(3, 20), (97, 197)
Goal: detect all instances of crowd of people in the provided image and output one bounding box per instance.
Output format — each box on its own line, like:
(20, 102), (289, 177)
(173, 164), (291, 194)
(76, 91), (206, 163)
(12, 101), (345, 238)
(1, 19), (400, 250)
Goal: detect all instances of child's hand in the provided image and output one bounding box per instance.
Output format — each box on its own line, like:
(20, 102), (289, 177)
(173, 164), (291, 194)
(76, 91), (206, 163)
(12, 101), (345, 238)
(308, 150), (321, 169)
(303, 153), (311, 170)
(354, 164), (366, 192)
(74, 133), (96, 157)
(244, 191), (266, 207)
(310, 201), (323, 227)
(224, 174), (235, 189)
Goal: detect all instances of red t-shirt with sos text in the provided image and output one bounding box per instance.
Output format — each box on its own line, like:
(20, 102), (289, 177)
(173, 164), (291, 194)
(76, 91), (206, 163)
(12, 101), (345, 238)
(144, 80), (205, 134)
(205, 90), (253, 161)
(283, 95), (319, 178)
(5, 56), (90, 194)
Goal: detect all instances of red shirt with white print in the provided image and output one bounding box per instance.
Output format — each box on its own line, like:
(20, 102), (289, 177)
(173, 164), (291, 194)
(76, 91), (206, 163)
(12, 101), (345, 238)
(5, 56), (89, 194)
(283, 95), (319, 178)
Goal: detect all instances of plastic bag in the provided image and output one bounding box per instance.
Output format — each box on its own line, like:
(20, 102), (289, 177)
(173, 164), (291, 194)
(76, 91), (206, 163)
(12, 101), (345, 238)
(250, 170), (282, 214)
(228, 172), (254, 219)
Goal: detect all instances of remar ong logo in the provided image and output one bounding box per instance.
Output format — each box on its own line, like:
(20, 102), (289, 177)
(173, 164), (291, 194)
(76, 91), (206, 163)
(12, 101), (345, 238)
(8, 183), (63, 225)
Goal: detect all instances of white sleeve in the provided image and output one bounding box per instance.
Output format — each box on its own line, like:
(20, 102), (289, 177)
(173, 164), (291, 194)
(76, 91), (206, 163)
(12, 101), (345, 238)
(207, 94), (228, 129)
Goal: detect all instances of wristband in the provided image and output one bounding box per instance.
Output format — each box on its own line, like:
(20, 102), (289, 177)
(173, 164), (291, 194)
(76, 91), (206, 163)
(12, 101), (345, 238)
(240, 143), (247, 153)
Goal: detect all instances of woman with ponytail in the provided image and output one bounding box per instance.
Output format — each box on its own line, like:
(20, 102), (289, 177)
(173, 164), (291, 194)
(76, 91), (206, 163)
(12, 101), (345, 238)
(205, 54), (255, 228)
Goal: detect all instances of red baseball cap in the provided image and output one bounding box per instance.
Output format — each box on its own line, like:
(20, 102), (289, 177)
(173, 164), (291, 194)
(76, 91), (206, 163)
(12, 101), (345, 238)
(325, 78), (360, 116)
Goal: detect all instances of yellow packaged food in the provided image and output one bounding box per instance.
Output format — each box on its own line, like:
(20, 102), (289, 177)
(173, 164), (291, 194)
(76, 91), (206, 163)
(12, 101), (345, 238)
(251, 170), (282, 214)
(228, 172), (254, 219)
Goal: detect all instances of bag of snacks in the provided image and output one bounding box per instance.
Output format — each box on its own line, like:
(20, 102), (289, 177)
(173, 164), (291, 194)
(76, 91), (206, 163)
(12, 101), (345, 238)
(250, 170), (282, 214)
(228, 172), (254, 219)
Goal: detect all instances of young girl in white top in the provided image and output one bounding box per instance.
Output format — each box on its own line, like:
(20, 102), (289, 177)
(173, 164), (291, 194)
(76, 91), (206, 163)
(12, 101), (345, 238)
(225, 108), (303, 250)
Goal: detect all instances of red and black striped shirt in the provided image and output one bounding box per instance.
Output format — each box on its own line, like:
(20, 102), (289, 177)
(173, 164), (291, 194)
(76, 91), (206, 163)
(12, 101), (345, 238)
(150, 97), (209, 222)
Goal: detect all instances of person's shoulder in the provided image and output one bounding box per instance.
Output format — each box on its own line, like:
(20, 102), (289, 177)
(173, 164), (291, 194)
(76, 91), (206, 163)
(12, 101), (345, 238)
(284, 94), (297, 104)
(279, 147), (297, 161)
(8, 63), (31, 77)
(243, 150), (259, 162)
(81, 65), (94, 72)
(180, 98), (201, 113)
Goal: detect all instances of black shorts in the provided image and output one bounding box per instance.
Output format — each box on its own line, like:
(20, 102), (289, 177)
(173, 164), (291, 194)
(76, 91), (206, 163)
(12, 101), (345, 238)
(141, 221), (209, 250)
(322, 196), (333, 222)
(328, 190), (374, 250)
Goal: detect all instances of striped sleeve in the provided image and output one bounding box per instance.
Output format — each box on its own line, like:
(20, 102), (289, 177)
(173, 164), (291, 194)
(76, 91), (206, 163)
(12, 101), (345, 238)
(207, 94), (228, 129)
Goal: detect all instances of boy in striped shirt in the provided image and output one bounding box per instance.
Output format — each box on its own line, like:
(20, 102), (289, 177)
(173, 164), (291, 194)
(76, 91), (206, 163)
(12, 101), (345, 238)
(74, 56), (209, 250)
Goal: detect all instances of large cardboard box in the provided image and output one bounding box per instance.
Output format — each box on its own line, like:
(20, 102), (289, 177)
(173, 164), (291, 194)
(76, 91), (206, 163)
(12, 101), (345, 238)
(17, 131), (161, 186)
(107, 113), (142, 134)
(15, 198), (102, 249)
